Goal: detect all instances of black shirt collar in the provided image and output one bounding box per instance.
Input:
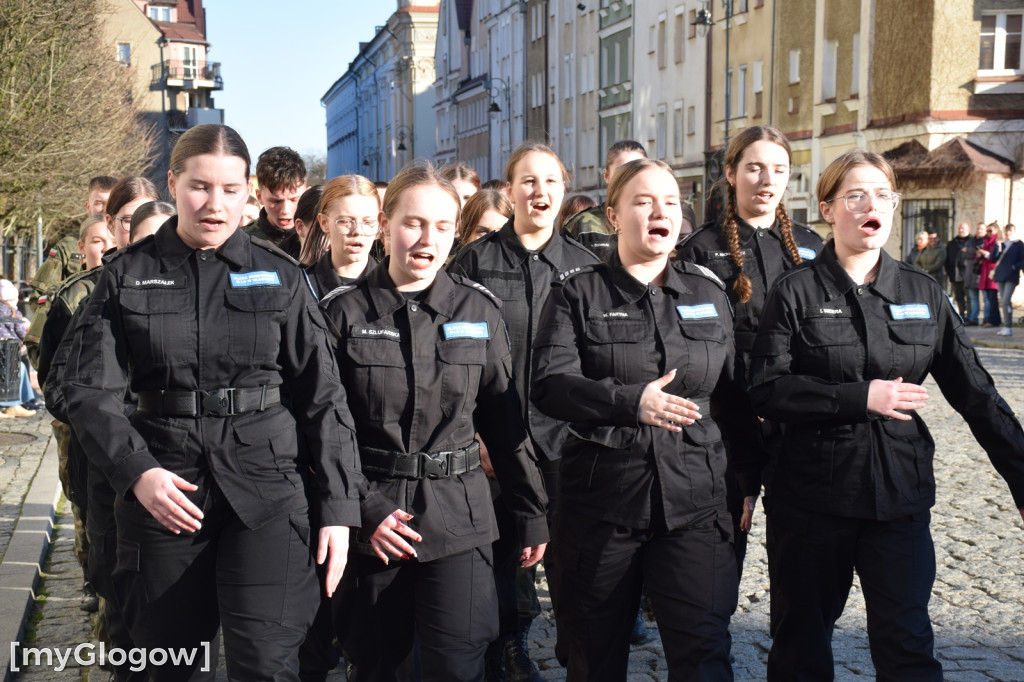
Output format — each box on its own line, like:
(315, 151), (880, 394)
(364, 258), (457, 319)
(606, 248), (690, 303)
(154, 216), (250, 271)
(497, 218), (563, 268)
(818, 240), (902, 303)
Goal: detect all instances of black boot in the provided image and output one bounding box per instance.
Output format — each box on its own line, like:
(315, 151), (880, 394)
(80, 580), (99, 613)
(484, 639), (506, 682)
(503, 627), (546, 682)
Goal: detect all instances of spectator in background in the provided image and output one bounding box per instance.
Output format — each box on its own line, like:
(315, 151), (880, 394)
(242, 194), (261, 227)
(129, 201), (177, 244)
(912, 230), (946, 289)
(906, 230), (927, 265)
(946, 222), (971, 317)
(282, 184), (324, 257)
(978, 222), (1002, 327)
(963, 222), (987, 325)
(0, 279), (35, 418)
(994, 223), (1024, 336)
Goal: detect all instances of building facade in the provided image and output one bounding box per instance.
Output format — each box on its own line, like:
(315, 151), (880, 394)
(323, 1), (439, 181)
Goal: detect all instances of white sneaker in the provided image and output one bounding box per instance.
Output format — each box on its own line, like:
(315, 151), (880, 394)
(996, 327), (1012, 336)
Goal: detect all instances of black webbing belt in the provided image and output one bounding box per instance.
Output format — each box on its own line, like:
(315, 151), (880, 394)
(137, 386), (280, 417)
(360, 441), (481, 480)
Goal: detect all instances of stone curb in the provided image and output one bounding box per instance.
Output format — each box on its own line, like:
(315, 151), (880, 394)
(0, 433), (60, 682)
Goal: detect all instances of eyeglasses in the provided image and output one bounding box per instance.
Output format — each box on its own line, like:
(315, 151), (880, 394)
(828, 191), (901, 214)
(332, 217), (380, 235)
(115, 216), (132, 231)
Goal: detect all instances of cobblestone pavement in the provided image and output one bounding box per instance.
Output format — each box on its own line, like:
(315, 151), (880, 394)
(9, 345), (1024, 680)
(0, 414), (54, 562)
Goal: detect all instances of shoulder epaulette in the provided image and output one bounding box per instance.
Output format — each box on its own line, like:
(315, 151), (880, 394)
(555, 263), (600, 284)
(101, 244), (129, 264)
(250, 235), (301, 267)
(450, 273), (501, 308)
(319, 284), (357, 307)
(679, 261), (726, 290)
(792, 221), (825, 242)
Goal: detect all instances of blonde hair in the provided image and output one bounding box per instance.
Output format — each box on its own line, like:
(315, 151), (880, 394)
(382, 161), (461, 225)
(299, 175), (380, 265)
(606, 158), (675, 211)
(503, 142), (571, 186)
(816, 149), (896, 206)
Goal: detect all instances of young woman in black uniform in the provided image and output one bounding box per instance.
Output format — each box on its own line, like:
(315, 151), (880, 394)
(322, 163), (548, 682)
(750, 149), (1024, 681)
(299, 174), (380, 300)
(676, 125), (823, 579)
(61, 124), (361, 680)
(532, 158), (747, 681)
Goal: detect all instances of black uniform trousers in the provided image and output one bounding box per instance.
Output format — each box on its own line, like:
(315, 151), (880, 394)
(336, 546), (499, 682)
(554, 508), (736, 682)
(766, 501), (942, 682)
(113, 484), (318, 681)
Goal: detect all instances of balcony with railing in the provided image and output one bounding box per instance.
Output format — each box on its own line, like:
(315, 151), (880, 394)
(151, 60), (223, 89)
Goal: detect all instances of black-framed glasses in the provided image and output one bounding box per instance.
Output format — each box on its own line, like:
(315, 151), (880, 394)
(115, 216), (132, 231)
(828, 191), (902, 214)
(332, 217), (380, 235)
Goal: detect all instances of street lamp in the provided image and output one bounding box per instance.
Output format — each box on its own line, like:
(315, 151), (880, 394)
(395, 125), (412, 153)
(692, 0), (734, 150)
(488, 77), (513, 164)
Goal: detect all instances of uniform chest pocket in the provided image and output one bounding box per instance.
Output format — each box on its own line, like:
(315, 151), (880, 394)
(437, 339), (487, 419)
(677, 319), (728, 390)
(584, 317), (646, 384)
(224, 290), (291, 364)
(887, 322), (936, 380)
(120, 288), (194, 367)
(346, 338), (406, 423)
(797, 319), (860, 381)
(477, 270), (525, 301)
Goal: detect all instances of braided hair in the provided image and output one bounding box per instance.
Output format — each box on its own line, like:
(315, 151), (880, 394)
(718, 125), (803, 303)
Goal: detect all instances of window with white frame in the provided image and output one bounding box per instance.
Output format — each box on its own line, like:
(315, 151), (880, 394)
(673, 102), (684, 157)
(979, 12), (1023, 73)
(822, 40), (837, 100)
(656, 105), (667, 159)
(117, 43), (131, 66)
(752, 60), (763, 117)
(149, 5), (171, 21)
(851, 33), (860, 95)
(737, 64), (747, 116)
(674, 9), (684, 63)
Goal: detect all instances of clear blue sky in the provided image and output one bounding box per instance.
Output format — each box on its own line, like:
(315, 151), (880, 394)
(205, 2), (395, 160)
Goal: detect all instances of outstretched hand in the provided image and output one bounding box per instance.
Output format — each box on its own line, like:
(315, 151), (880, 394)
(370, 509), (422, 565)
(638, 370), (703, 433)
(867, 377), (928, 420)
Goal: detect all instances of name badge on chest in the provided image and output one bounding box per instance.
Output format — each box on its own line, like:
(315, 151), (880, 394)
(889, 303), (930, 320)
(123, 274), (185, 289)
(229, 271), (281, 288)
(676, 303), (718, 320)
(443, 321), (489, 340)
(350, 325), (401, 341)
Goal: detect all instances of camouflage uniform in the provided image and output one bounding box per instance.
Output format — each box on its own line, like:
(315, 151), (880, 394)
(561, 204), (614, 258)
(42, 268), (99, 570)
(28, 235), (83, 312)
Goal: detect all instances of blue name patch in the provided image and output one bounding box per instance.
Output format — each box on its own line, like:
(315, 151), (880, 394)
(889, 303), (931, 320)
(230, 271), (281, 288)
(443, 321), (489, 340)
(798, 247), (817, 260)
(676, 304), (718, 320)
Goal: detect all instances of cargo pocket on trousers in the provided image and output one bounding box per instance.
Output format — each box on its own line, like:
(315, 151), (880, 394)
(280, 512), (318, 629)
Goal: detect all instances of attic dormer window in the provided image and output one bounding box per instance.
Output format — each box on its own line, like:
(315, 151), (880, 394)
(149, 5), (171, 21)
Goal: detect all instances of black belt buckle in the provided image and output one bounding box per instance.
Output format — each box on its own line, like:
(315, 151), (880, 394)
(422, 453), (449, 479)
(200, 388), (234, 417)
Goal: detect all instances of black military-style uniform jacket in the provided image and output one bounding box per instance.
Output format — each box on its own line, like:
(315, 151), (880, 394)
(303, 251), (375, 301)
(749, 242), (1024, 520)
(244, 208), (301, 259)
(61, 219), (361, 530)
(321, 263), (549, 562)
(531, 251), (751, 530)
(449, 218), (601, 461)
(677, 217), (824, 495)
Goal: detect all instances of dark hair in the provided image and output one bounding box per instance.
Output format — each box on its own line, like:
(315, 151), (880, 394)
(459, 189), (512, 244)
(170, 124), (250, 180)
(106, 176), (160, 217)
(374, 180), (389, 189)
(295, 185), (324, 231)
(480, 179), (504, 191)
(680, 202), (698, 236)
(129, 201), (176, 242)
(556, 194), (598, 231)
(605, 140), (647, 171)
(441, 163), (481, 191)
(255, 146), (305, 192)
(89, 176), (118, 192)
(716, 125), (800, 303)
